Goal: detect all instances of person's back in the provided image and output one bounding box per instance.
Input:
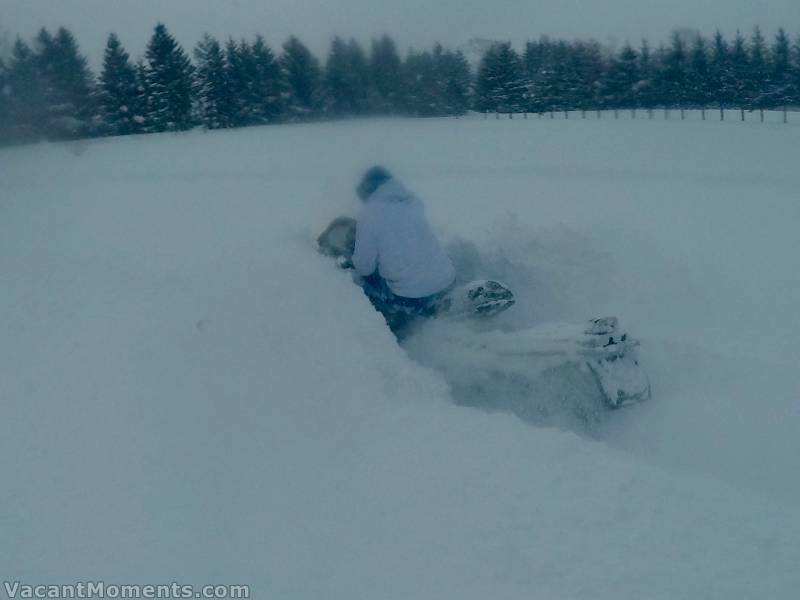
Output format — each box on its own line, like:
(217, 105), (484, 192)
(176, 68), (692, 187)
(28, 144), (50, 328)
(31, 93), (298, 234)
(352, 168), (455, 299)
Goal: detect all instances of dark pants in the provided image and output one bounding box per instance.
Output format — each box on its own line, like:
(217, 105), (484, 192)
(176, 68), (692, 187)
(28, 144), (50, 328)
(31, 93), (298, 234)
(360, 273), (447, 338)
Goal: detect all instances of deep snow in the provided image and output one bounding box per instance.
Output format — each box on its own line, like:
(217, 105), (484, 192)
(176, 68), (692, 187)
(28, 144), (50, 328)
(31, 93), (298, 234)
(1, 115), (799, 598)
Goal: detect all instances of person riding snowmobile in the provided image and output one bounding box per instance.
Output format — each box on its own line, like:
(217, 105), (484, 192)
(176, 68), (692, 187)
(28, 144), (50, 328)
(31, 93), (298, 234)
(351, 166), (456, 335)
(316, 171), (649, 412)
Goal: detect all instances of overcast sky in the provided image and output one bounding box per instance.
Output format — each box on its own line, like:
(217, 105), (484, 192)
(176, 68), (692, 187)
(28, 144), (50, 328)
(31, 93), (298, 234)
(2, 0), (799, 68)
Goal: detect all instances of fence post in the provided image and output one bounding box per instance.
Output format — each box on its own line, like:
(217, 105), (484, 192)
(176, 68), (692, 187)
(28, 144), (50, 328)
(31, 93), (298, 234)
(680, 108), (685, 120)
(550, 110), (554, 119)
(509, 111), (513, 119)
(631, 109), (636, 119)
(496, 110), (500, 119)
(564, 110), (569, 119)
(760, 108), (764, 123)
(701, 108), (706, 121)
(614, 109), (619, 119)
(523, 111), (527, 119)
(596, 110), (601, 119)
(720, 107), (724, 121)
(581, 110), (586, 119)
(740, 108), (745, 122)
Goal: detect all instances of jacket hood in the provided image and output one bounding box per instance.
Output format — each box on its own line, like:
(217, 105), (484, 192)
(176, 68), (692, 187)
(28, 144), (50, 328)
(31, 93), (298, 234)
(367, 178), (415, 204)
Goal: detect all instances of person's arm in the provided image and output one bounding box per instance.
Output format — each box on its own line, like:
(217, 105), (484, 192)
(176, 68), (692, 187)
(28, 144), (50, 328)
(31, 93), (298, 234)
(352, 214), (378, 277)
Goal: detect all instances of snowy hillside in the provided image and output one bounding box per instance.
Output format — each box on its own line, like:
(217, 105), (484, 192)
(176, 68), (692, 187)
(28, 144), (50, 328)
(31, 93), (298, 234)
(2, 116), (799, 598)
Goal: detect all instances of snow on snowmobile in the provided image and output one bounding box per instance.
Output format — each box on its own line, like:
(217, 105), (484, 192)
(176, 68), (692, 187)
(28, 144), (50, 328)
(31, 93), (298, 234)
(317, 216), (651, 418)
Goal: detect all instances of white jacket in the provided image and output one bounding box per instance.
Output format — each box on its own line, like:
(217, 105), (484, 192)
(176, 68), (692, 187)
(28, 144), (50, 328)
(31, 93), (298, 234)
(352, 178), (456, 298)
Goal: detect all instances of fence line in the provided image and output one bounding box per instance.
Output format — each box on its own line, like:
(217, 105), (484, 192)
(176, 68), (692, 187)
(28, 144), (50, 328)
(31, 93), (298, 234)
(481, 107), (794, 124)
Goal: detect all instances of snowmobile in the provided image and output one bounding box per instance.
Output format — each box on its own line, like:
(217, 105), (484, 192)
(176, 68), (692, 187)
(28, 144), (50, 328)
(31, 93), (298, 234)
(317, 217), (651, 418)
(317, 217), (516, 321)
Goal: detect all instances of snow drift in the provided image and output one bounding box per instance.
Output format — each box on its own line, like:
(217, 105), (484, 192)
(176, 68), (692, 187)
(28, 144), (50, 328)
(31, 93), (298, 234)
(1, 115), (799, 598)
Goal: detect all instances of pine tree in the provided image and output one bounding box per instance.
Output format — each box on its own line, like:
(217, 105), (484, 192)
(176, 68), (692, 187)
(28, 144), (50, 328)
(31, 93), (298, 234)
(403, 49), (437, 116)
(323, 37), (346, 115)
(554, 41), (584, 110)
(406, 43), (471, 117)
(747, 26), (769, 108)
(349, 39), (370, 111)
(369, 35), (403, 114)
(551, 42), (577, 110)
(32, 27), (56, 114)
(728, 31), (750, 109)
(32, 27), (95, 138)
(0, 56), (9, 143)
(521, 39), (546, 112)
(688, 35), (712, 107)
(770, 29), (793, 107)
(225, 39), (254, 126)
(144, 23), (195, 132)
(710, 31), (734, 109)
(437, 48), (472, 115)
(637, 39), (658, 111)
(536, 39), (572, 112)
(5, 38), (46, 141)
(475, 42), (524, 113)
(793, 35), (800, 107)
(100, 33), (140, 135)
(133, 60), (152, 132)
(281, 36), (321, 119)
(54, 28), (95, 132)
(324, 37), (368, 116)
(569, 40), (606, 110)
(193, 34), (233, 129)
(250, 35), (286, 123)
(605, 43), (640, 109)
(659, 32), (690, 107)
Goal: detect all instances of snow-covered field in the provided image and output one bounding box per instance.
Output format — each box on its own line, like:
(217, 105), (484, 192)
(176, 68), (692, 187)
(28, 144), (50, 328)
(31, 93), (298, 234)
(2, 116), (799, 598)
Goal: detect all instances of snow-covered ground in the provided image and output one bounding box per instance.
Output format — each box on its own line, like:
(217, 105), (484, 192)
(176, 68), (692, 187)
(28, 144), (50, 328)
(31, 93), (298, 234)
(2, 116), (799, 598)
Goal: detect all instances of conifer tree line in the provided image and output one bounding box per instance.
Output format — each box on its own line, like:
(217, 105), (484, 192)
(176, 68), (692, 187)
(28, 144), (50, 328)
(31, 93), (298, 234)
(477, 28), (800, 114)
(2, 23), (800, 145)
